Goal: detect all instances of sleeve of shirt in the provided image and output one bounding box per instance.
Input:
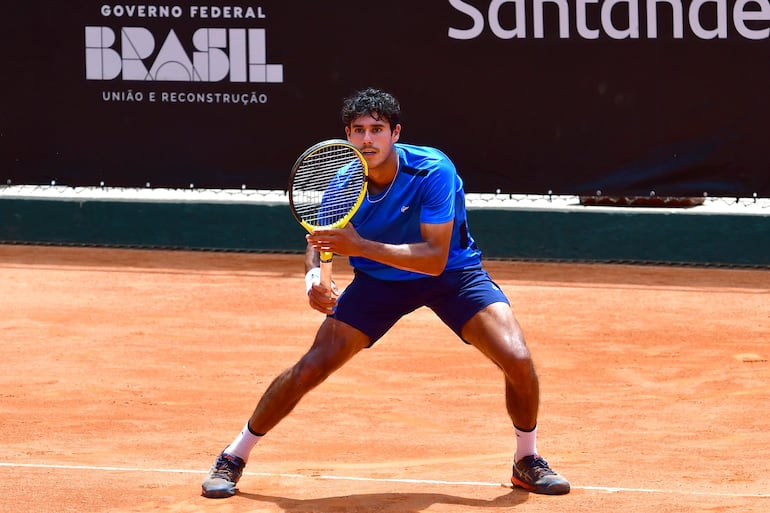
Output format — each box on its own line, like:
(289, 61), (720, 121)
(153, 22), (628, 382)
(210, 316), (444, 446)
(419, 158), (456, 224)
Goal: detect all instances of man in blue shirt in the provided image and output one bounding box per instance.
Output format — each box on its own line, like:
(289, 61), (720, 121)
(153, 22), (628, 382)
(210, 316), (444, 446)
(202, 88), (570, 498)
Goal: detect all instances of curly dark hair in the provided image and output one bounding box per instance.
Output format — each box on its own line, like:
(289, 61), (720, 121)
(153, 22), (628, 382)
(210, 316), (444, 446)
(341, 88), (401, 131)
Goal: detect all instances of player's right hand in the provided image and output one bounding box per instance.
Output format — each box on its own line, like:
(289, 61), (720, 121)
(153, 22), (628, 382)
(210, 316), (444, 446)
(307, 281), (339, 314)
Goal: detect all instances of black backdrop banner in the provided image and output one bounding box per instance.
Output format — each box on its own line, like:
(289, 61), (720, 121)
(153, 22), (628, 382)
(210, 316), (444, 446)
(2, 1), (769, 196)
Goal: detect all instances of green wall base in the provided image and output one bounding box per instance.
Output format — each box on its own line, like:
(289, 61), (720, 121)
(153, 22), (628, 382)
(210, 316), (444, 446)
(1, 198), (768, 267)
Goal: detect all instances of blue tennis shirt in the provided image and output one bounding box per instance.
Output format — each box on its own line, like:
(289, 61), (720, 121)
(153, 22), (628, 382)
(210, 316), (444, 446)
(347, 143), (483, 280)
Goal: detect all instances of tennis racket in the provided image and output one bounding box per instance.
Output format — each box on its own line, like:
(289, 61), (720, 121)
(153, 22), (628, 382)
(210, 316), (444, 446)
(288, 139), (368, 291)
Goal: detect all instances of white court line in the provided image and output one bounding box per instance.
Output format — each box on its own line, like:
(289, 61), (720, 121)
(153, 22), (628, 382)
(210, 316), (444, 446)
(0, 462), (767, 499)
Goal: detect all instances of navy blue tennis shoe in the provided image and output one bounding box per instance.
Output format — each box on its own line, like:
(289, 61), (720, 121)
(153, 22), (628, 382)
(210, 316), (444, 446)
(201, 451), (245, 498)
(511, 455), (570, 495)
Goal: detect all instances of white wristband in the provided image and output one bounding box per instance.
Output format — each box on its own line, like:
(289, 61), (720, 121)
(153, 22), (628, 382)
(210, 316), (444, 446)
(305, 267), (321, 294)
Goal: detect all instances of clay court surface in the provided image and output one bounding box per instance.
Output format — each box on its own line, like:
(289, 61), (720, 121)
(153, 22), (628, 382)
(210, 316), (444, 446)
(1, 244), (768, 513)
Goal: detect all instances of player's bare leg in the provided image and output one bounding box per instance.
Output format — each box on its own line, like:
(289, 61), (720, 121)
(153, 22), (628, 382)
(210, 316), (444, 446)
(462, 303), (539, 426)
(249, 318), (370, 434)
(463, 303), (570, 495)
(202, 319), (369, 498)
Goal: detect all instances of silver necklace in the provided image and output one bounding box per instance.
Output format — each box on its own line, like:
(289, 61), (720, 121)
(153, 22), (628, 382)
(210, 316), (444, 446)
(366, 166), (399, 204)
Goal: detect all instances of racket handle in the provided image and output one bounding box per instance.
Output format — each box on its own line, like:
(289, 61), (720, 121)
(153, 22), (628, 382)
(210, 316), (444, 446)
(319, 252), (333, 290)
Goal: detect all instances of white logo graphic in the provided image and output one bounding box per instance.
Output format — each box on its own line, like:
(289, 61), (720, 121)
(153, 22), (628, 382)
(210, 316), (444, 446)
(448, 0), (770, 40)
(85, 26), (284, 82)
(400, 205), (410, 213)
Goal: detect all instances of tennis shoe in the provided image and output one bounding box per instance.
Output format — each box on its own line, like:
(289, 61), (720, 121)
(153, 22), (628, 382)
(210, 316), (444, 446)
(511, 454), (570, 495)
(201, 451), (245, 498)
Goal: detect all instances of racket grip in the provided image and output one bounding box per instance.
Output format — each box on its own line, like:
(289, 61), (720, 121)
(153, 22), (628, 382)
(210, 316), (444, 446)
(319, 252), (333, 290)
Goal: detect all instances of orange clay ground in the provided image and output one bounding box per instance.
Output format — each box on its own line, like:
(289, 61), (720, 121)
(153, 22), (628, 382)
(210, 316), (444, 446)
(1, 244), (768, 513)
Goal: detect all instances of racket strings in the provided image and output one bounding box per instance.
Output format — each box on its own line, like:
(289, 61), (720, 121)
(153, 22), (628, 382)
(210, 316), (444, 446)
(291, 146), (366, 227)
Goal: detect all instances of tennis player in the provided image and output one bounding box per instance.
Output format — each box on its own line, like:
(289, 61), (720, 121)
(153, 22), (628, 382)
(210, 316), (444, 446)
(202, 87), (570, 497)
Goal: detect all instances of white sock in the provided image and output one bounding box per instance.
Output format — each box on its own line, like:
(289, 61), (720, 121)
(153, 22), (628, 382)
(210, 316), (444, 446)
(514, 425), (538, 462)
(224, 421), (263, 463)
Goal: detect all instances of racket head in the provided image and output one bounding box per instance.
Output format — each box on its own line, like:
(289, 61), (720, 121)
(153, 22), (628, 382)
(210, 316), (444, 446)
(288, 139), (369, 234)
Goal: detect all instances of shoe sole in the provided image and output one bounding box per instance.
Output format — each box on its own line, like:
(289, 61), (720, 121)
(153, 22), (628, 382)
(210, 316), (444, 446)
(511, 476), (570, 495)
(201, 486), (236, 499)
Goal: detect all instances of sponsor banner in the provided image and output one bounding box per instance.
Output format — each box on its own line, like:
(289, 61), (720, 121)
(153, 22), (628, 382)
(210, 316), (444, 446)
(2, 1), (769, 196)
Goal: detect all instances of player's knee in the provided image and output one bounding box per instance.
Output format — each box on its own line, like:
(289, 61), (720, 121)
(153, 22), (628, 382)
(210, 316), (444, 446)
(499, 355), (538, 390)
(499, 337), (535, 369)
(501, 352), (534, 372)
(498, 331), (531, 359)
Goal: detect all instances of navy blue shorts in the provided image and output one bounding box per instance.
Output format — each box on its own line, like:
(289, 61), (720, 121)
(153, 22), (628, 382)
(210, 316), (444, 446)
(331, 266), (510, 346)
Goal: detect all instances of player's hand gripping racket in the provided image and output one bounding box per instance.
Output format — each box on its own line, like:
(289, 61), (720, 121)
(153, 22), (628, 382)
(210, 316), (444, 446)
(288, 139), (368, 292)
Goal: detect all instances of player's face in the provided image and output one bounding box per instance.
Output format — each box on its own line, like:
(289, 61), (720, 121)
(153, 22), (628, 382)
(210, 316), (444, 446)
(345, 114), (401, 172)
